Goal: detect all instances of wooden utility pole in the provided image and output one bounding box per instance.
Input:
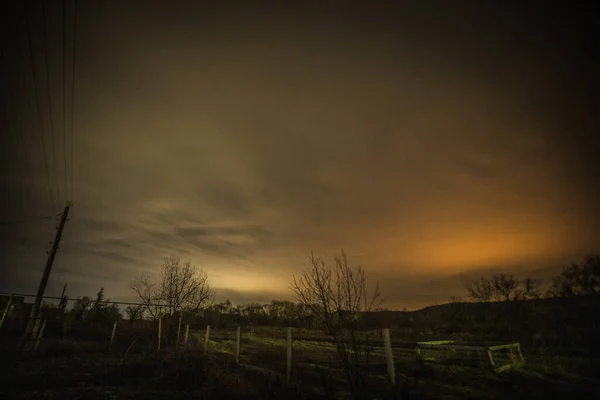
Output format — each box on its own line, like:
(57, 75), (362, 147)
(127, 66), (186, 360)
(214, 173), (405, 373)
(22, 201), (72, 347)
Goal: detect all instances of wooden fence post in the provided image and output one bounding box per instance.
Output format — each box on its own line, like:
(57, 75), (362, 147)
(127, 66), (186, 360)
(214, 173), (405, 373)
(0, 294), (12, 329)
(32, 318), (41, 339)
(235, 326), (241, 364)
(110, 321), (118, 348)
(487, 349), (496, 370)
(184, 324), (190, 346)
(286, 327), (292, 386)
(382, 328), (395, 386)
(204, 325), (211, 350)
(33, 320), (47, 351)
(176, 310), (183, 347)
(517, 343), (525, 363)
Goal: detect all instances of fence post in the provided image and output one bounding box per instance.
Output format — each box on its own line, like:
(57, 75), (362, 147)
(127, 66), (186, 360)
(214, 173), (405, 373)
(110, 321), (118, 348)
(32, 318), (41, 339)
(204, 325), (211, 350)
(184, 324), (190, 346)
(0, 294), (12, 329)
(382, 328), (395, 386)
(157, 313), (162, 352)
(235, 325), (241, 364)
(33, 320), (47, 351)
(516, 343), (525, 363)
(487, 348), (496, 370)
(286, 327), (292, 386)
(176, 310), (183, 347)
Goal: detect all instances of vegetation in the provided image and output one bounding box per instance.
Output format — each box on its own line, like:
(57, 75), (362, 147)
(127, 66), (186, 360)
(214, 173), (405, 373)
(546, 254), (600, 297)
(125, 305), (144, 321)
(290, 251), (382, 400)
(130, 255), (214, 318)
(2, 252), (599, 399)
(462, 254), (600, 303)
(462, 274), (543, 303)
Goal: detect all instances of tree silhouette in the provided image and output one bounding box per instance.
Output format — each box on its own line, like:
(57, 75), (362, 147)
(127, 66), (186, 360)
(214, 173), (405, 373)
(130, 255), (214, 318)
(492, 274), (519, 302)
(290, 250), (382, 400)
(547, 254), (600, 297)
(463, 274), (543, 302)
(463, 277), (494, 302)
(125, 305), (144, 321)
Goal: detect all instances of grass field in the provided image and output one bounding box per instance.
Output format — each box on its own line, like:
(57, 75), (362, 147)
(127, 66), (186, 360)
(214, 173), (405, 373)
(3, 324), (597, 399)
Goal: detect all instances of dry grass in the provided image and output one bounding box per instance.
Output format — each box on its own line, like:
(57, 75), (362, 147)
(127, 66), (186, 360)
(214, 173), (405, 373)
(2, 325), (599, 400)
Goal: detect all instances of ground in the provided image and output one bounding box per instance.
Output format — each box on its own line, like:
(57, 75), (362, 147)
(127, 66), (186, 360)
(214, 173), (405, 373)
(1, 327), (599, 399)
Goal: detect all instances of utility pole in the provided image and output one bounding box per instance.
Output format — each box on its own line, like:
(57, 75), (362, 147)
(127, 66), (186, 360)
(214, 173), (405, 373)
(21, 201), (72, 348)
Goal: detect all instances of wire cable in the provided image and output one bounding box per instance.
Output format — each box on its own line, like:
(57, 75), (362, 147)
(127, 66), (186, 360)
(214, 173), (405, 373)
(41, 0), (61, 203)
(5, 94), (34, 210)
(16, 20), (43, 210)
(24, 0), (56, 214)
(70, 0), (78, 204)
(12, 27), (42, 213)
(0, 42), (34, 210)
(62, 0), (68, 203)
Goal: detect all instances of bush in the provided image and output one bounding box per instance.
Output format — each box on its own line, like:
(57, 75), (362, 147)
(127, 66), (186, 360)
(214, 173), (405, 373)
(159, 348), (209, 388)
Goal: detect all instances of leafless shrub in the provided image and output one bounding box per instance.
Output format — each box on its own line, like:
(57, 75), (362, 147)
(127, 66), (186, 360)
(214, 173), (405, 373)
(125, 305), (144, 321)
(290, 250), (382, 400)
(131, 255), (214, 318)
(463, 274), (543, 302)
(462, 276), (494, 302)
(516, 277), (543, 300)
(546, 254), (600, 297)
(492, 274), (519, 301)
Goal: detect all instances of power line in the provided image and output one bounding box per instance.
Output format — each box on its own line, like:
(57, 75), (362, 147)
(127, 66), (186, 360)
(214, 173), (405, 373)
(62, 0), (68, 203)
(0, 292), (171, 308)
(70, 0), (78, 204)
(1, 42), (34, 210)
(17, 20), (42, 209)
(24, 0), (56, 214)
(13, 37), (37, 211)
(3, 96), (34, 209)
(40, 0), (61, 204)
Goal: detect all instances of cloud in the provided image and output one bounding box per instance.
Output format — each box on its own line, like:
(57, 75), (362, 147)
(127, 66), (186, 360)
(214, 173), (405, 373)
(86, 249), (139, 264)
(173, 224), (273, 258)
(174, 225), (270, 239)
(74, 218), (125, 233)
(1, 1), (598, 309)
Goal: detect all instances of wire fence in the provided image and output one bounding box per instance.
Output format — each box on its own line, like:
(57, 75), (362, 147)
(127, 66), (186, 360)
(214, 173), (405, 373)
(0, 291), (527, 385)
(0, 291), (171, 308)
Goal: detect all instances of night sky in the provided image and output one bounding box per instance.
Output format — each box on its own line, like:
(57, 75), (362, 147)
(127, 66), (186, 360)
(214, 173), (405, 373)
(1, 1), (598, 310)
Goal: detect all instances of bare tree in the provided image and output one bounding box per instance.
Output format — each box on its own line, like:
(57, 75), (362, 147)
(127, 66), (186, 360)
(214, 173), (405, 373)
(290, 250), (382, 400)
(130, 274), (161, 318)
(160, 256), (214, 314)
(463, 274), (543, 302)
(547, 254), (600, 297)
(463, 277), (494, 302)
(517, 277), (543, 300)
(130, 255), (214, 318)
(492, 274), (520, 302)
(125, 305), (144, 321)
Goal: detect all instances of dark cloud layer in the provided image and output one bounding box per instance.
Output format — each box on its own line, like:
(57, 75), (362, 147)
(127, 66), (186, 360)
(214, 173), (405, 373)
(1, 1), (599, 309)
